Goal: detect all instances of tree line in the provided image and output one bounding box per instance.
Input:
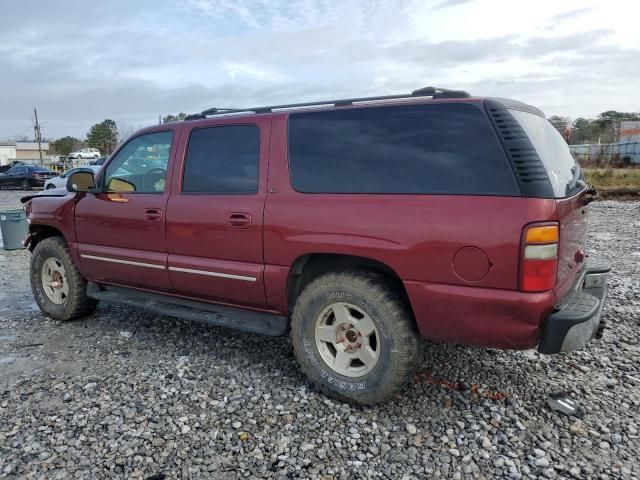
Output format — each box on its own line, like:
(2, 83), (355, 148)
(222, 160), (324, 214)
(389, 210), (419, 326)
(51, 114), (187, 157)
(549, 110), (640, 145)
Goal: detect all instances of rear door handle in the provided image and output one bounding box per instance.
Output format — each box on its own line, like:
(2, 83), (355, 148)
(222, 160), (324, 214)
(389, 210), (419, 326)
(144, 208), (163, 222)
(227, 212), (252, 229)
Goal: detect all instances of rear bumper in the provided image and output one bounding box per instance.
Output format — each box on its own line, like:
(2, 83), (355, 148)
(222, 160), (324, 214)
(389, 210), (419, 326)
(537, 260), (611, 354)
(404, 259), (611, 351)
(405, 281), (556, 350)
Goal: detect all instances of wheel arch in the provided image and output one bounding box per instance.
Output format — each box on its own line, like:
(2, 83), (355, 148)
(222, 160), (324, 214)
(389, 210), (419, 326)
(286, 253), (414, 320)
(27, 224), (65, 252)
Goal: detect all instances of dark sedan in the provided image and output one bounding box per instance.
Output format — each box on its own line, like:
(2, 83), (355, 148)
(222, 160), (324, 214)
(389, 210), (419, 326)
(0, 165), (56, 190)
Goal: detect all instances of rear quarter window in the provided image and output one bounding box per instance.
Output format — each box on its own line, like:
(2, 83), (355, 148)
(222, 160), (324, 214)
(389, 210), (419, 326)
(288, 103), (519, 195)
(509, 109), (584, 198)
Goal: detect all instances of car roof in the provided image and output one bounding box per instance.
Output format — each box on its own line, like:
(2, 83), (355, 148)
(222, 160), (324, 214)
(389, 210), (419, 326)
(132, 91), (545, 136)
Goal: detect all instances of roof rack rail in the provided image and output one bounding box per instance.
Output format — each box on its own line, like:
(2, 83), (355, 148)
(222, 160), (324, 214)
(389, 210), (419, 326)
(187, 86), (471, 120)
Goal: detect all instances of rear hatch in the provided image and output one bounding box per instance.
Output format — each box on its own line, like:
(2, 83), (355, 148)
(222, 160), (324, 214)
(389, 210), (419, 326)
(509, 109), (588, 290)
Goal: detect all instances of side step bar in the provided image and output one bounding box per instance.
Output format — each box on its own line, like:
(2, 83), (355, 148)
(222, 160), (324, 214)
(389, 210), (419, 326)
(87, 283), (290, 336)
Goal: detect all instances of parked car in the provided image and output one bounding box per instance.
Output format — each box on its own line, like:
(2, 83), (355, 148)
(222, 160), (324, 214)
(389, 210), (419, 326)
(21, 86), (610, 405)
(0, 165), (55, 189)
(68, 148), (101, 159)
(88, 156), (107, 166)
(0, 160), (25, 174)
(44, 166), (102, 190)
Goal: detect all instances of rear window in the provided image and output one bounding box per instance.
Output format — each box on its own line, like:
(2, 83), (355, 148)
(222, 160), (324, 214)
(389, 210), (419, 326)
(509, 109), (584, 198)
(288, 103), (518, 195)
(30, 166), (52, 172)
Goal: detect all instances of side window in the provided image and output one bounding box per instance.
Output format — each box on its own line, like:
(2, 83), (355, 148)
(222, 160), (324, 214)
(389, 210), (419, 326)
(16, 167), (27, 174)
(182, 125), (259, 194)
(103, 131), (173, 193)
(288, 103), (519, 195)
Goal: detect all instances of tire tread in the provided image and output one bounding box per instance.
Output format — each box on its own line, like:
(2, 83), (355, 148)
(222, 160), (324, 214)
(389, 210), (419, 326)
(291, 270), (421, 405)
(30, 236), (97, 321)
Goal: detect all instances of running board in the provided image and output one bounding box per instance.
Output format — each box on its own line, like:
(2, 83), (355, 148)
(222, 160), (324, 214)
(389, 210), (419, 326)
(86, 283), (289, 336)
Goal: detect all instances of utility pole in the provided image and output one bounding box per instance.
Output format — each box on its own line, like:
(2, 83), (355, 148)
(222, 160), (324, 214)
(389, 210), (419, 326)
(33, 108), (43, 165)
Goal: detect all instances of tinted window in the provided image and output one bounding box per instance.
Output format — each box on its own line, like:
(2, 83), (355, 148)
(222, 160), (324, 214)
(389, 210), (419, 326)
(288, 103), (518, 195)
(30, 166), (52, 172)
(104, 131), (173, 193)
(182, 125), (259, 194)
(509, 109), (584, 198)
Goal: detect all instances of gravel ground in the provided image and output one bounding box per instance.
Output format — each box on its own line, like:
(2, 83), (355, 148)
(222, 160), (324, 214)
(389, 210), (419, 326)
(0, 189), (638, 479)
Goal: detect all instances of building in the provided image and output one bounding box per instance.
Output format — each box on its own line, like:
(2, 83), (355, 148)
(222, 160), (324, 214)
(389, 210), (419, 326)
(15, 141), (50, 160)
(0, 143), (16, 166)
(620, 121), (640, 143)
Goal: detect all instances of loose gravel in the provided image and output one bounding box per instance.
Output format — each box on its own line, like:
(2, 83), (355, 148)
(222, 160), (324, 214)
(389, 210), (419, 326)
(0, 189), (638, 479)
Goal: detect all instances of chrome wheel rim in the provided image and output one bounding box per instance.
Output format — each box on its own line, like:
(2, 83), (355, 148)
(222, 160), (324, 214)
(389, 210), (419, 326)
(314, 302), (380, 378)
(41, 257), (69, 305)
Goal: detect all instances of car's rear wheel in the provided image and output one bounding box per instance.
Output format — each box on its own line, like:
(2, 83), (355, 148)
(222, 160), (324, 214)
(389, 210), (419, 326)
(30, 237), (98, 321)
(20, 179), (31, 190)
(291, 270), (421, 405)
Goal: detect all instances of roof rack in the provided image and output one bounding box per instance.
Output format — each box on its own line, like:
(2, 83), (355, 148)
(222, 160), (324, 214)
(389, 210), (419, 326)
(187, 86), (470, 120)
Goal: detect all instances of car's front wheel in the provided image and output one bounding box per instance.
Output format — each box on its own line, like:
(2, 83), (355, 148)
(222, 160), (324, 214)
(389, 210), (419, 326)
(30, 237), (98, 321)
(45, 184), (56, 190)
(291, 271), (421, 405)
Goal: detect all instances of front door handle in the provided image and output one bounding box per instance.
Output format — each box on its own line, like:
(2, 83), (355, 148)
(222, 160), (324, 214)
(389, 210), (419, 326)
(144, 208), (163, 222)
(227, 212), (252, 229)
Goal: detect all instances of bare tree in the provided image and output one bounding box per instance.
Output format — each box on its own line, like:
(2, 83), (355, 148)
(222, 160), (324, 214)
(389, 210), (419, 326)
(116, 121), (136, 144)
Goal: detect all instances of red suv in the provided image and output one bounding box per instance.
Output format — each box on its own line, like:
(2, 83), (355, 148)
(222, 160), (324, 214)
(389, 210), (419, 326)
(22, 86), (610, 404)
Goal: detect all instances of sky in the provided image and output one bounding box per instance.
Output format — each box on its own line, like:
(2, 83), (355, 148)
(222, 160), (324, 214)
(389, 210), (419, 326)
(1, 0), (639, 140)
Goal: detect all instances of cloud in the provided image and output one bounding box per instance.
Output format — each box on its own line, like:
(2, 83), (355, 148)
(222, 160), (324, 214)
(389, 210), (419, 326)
(549, 7), (595, 23)
(433, 0), (475, 9)
(0, 0), (639, 140)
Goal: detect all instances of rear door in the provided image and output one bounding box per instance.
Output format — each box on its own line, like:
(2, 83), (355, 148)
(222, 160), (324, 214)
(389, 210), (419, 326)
(509, 109), (588, 290)
(165, 118), (270, 308)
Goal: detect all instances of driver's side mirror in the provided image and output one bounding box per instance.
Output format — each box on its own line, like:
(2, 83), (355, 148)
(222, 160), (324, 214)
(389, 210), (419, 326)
(67, 171), (95, 192)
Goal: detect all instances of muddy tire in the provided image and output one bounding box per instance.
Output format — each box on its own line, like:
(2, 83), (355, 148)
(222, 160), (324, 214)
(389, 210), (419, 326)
(291, 271), (421, 405)
(30, 236), (97, 321)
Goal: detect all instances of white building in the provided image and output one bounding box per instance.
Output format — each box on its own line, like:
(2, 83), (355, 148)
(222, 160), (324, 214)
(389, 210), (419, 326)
(0, 143), (17, 166)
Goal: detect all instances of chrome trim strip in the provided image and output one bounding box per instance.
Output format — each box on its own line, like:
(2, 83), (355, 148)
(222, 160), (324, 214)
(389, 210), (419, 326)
(80, 254), (165, 270)
(168, 266), (256, 282)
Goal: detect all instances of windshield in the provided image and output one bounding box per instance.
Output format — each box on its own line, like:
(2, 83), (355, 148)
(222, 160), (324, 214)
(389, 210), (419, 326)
(509, 109), (584, 198)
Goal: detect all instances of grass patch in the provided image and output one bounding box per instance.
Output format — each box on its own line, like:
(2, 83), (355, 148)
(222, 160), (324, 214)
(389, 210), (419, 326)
(583, 168), (640, 189)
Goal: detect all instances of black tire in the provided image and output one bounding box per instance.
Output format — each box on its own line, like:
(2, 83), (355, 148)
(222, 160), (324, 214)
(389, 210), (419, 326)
(20, 179), (31, 190)
(291, 271), (421, 405)
(45, 184), (56, 190)
(30, 237), (98, 321)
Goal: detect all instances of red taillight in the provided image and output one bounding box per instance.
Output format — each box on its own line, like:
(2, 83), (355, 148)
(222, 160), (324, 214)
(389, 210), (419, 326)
(520, 223), (559, 292)
(521, 259), (557, 292)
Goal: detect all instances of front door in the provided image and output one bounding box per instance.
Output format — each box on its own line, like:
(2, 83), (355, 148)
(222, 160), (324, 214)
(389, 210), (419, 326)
(75, 129), (178, 292)
(0, 166), (26, 187)
(165, 119), (270, 308)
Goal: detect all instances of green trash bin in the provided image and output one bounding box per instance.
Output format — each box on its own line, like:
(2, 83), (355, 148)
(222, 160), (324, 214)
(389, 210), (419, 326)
(0, 209), (28, 250)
